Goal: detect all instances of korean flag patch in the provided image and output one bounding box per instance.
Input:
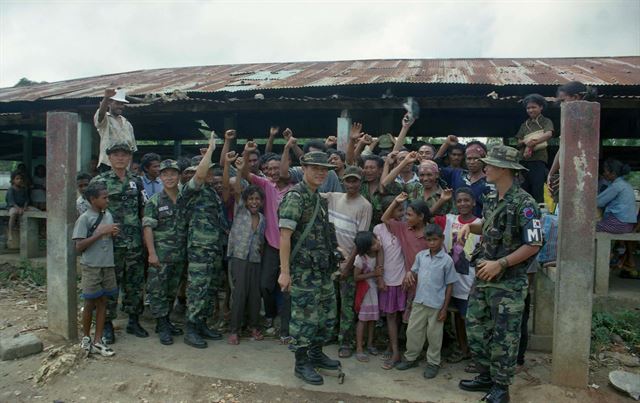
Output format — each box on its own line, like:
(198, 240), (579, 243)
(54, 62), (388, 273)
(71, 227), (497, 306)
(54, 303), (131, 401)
(532, 219), (541, 229)
(523, 207), (535, 220)
(129, 181), (137, 189)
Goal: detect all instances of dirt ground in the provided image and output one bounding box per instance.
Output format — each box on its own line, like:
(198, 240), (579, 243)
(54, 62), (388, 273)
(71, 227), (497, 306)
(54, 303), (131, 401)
(0, 263), (637, 403)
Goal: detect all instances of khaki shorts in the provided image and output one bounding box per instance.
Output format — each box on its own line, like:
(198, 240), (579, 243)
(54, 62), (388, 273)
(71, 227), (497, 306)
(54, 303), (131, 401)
(80, 264), (118, 299)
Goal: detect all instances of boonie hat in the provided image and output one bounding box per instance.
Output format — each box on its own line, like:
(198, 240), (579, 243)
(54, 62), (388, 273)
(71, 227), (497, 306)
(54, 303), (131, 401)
(481, 145), (528, 171)
(300, 151), (335, 169)
(377, 133), (395, 149)
(342, 165), (363, 180)
(160, 159), (180, 172)
(110, 89), (129, 103)
(106, 142), (133, 155)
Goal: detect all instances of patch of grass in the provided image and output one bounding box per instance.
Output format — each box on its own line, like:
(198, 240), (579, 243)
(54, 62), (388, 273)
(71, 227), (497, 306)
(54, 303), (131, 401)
(0, 260), (46, 286)
(591, 310), (640, 352)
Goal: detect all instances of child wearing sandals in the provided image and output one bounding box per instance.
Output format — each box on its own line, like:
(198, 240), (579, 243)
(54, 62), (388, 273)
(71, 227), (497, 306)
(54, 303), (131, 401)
(72, 182), (118, 357)
(353, 231), (383, 362)
(374, 196), (407, 370)
(223, 152), (266, 345)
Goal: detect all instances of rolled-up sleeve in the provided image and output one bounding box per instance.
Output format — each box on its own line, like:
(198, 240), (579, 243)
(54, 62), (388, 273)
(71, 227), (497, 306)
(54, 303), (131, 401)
(278, 191), (302, 231)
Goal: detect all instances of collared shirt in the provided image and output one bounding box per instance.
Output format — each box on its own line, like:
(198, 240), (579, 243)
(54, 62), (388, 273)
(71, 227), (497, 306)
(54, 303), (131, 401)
(142, 174), (164, 198)
(515, 115), (554, 163)
(289, 167), (343, 193)
(403, 182), (452, 216)
(597, 177), (637, 224)
(411, 248), (458, 309)
(94, 109), (137, 168)
(72, 208), (115, 267)
(440, 167), (493, 217)
(395, 172), (420, 185)
(227, 199), (265, 263)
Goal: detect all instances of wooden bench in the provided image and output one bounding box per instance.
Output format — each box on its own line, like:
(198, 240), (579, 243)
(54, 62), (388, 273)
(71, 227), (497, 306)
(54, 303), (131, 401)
(0, 210), (47, 259)
(594, 231), (640, 296)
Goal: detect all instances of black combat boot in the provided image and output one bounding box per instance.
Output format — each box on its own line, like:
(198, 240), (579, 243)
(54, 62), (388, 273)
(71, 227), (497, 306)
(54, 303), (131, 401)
(198, 321), (222, 340)
(126, 314), (149, 338)
(184, 322), (207, 349)
(308, 345), (341, 370)
(294, 348), (324, 385)
(481, 383), (510, 403)
(156, 317), (173, 345)
(459, 372), (494, 392)
(155, 317), (184, 336)
(103, 321), (115, 344)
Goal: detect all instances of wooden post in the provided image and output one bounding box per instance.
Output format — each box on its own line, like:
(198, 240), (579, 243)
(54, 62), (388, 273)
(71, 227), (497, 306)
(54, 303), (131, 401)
(46, 112), (79, 340)
(551, 101), (600, 387)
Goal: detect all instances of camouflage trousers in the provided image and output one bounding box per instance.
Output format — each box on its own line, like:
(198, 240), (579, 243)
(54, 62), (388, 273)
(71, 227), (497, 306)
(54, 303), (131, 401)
(107, 246), (145, 320)
(147, 262), (182, 319)
(338, 277), (355, 347)
(290, 271), (337, 348)
(186, 249), (223, 324)
(466, 284), (527, 385)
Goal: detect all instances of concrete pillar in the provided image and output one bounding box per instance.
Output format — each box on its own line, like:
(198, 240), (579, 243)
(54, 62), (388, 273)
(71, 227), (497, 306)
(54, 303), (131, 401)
(77, 119), (93, 173)
(336, 110), (351, 153)
(46, 112), (79, 341)
(551, 101), (600, 388)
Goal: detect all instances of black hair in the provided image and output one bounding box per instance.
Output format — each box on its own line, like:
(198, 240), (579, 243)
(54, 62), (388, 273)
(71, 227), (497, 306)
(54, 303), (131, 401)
(557, 81), (598, 101)
(362, 154), (384, 168)
(177, 157), (192, 172)
(141, 153), (161, 171)
(424, 223), (444, 238)
(241, 184), (265, 203)
(603, 159), (631, 178)
(454, 186), (475, 201)
(303, 140), (327, 153)
(246, 148), (261, 158)
(523, 93), (547, 110)
(327, 149), (346, 162)
(84, 182), (107, 202)
(419, 143), (436, 153)
(211, 167), (223, 176)
(354, 231), (375, 256)
(407, 199), (432, 225)
(465, 141), (488, 154)
(449, 143), (465, 154)
(191, 155), (203, 166)
(378, 150), (391, 158)
(76, 172), (92, 182)
(10, 170), (24, 183)
(381, 195), (398, 212)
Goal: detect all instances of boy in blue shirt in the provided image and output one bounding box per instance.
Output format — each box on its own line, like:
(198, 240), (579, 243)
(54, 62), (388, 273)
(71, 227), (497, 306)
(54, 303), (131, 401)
(396, 224), (458, 379)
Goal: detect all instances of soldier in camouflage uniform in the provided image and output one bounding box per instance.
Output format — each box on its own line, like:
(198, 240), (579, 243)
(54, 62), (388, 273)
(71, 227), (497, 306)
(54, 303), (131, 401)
(179, 133), (226, 349)
(458, 145), (543, 403)
(142, 160), (186, 345)
(278, 151), (342, 385)
(90, 143), (148, 343)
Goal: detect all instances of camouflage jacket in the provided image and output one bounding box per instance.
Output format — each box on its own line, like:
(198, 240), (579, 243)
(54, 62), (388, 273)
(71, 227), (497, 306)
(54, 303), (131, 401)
(402, 182), (453, 216)
(142, 190), (186, 263)
(91, 170), (145, 249)
(360, 181), (401, 230)
(279, 181), (338, 277)
(179, 177), (226, 251)
(477, 184), (543, 289)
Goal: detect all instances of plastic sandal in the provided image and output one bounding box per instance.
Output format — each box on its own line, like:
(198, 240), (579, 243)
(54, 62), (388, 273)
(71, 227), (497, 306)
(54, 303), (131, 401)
(355, 352), (369, 362)
(251, 329), (264, 341)
(367, 346), (379, 356)
(381, 359), (401, 370)
(228, 334), (239, 345)
(338, 346), (353, 358)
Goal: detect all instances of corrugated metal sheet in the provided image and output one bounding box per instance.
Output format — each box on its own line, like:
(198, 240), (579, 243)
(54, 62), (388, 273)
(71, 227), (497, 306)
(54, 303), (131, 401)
(1, 57), (638, 102)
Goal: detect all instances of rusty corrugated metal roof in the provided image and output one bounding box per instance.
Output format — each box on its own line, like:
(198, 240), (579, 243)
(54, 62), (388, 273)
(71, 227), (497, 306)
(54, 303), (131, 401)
(1, 57), (639, 102)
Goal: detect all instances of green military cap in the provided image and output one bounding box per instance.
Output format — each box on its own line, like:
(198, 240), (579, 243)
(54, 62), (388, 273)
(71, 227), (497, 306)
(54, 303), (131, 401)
(106, 142), (133, 155)
(300, 151), (336, 169)
(377, 133), (395, 149)
(183, 166), (197, 172)
(159, 159), (180, 172)
(481, 145), (528, 171)
(342, 165), (363, 180)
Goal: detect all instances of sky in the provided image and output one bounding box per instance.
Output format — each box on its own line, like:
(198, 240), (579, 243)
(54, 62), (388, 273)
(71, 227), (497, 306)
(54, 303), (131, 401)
(0, 0), (639, 88)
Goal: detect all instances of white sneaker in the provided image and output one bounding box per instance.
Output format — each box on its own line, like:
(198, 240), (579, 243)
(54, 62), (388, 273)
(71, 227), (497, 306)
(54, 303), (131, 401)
(92, 342), (115, 357)
(80, 336), (92, 352)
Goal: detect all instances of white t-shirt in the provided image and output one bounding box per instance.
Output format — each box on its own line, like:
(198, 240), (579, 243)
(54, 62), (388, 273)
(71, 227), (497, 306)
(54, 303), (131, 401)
(373, 223), (405, 286)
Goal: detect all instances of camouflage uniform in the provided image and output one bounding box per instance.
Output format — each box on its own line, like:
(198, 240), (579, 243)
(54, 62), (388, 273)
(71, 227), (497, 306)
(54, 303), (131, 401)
(91, 169), (146, 320)
(402, 182), (453, 215)
(466, 146), (543, 387)
(142, 189), (186, 319)
(180, 177), (226, 324)
(279, 181), (339, 348)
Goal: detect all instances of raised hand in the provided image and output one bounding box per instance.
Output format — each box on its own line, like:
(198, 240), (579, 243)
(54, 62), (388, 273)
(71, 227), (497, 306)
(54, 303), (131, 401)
(447, 135), (458, 145)
(225, 151), (238, 165)
(350, 122), (363, 141)
(104, 88), (116, 99)
(282, 128), (293, 140)
(395, 192), (409, 204)
(404, 151), (418, 165)
(325, 135), (338, 148)
(441, 188), (453, 202)
(244, 140), (258, 153)
(269, 126), (280, 137)
(235, 156), (245, 170)
(224, 129), (236, 141)
(386, 150), (399, 165)
(285, 136), (297, 149)
(402, 113), (415, 128)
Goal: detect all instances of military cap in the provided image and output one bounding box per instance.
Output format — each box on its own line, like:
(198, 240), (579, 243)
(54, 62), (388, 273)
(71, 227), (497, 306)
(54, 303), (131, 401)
(300, 151), (335, 169)
(159, 159), (180, 172)
(377, 133), (395, 149)
(183, 165), (197, 172)
(106, 142), (133, 154)
(342, 165), (363, 180)
(481, 145), (528, 171)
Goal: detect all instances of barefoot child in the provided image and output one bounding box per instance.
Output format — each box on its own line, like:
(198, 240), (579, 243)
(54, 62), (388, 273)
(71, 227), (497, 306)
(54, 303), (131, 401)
(374, 196), (407, 369)
(72, 182), (119, 356)
(353, 231), (382, 362)
(397, 224), (458, 379)
(223, 152), (266, 345)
